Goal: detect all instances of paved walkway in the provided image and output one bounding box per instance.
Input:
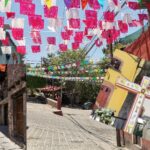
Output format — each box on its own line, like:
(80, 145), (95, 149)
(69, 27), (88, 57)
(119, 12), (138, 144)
(27, 102), (128, 150)
(0, 128), (22, 150)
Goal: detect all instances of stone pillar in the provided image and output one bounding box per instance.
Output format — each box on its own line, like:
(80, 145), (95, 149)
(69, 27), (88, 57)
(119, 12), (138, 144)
(0, 105), (4, 125)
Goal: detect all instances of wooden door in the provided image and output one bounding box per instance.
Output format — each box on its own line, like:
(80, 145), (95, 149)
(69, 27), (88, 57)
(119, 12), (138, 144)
(97, 85), (111, 107)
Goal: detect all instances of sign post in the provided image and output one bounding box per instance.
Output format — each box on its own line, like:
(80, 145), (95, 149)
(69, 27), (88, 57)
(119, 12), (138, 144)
(116, 76), (150, 134)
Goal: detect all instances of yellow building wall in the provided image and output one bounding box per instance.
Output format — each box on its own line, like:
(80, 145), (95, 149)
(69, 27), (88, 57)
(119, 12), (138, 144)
(102, 49), (144, 116)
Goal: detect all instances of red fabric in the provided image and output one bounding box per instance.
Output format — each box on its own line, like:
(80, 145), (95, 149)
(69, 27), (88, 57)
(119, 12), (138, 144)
(104, 11), (115, 22)
(44, 6), (58, 18)
(146, 3), (150, 10)
(83, 19), (97, 28)
(88, 0), (100, 10)
(113, 0), (118, 5)
(87, 36), (93, 40)
(125, 27), (150, 61)
(85, 10), (97, 20)
(59, 44), (68, 52)
(47, 37), (56, 45)
(30, 30), (42, 44)
(70, 0), (80, 8)
(32, 45), (40, 53)
(72, 42), (79, 50)
(102, 29), (120, 44)
(28, 15), (44, 29)
(69, 18), (80, 29)
(6, 12), (15, 19)
(17, 46), (26, 55)
(12, 28), (24, 40)
(64, 26), (73, 36)
(20, 2), (35, 15)
(1, 37), (9, 46)
(138, 14), (148, 22)
(61, 31), (70, 40)
(0, 17), (4, 28)
(128, 2), (140, 10)
(74, 31), (83, 43)
(118, 20), (128, 33)
(81, 0), (88, 9)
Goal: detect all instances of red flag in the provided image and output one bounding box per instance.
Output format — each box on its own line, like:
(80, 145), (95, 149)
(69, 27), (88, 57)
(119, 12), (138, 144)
(69, 18), (80, 29)
(138, 14), (148, 22)
(81, 0), (88, 9)
(15, 0), (32, 3)
(12, 28), (24, 40)
(30, 30), (42, 44)
(6, 12), (15, 19)
(28, 15), (44, 29)
(70, 0), (80, 8)
(118, 20), (128, 33)
(83, 19), (97, 29)
(31, 45), (40, 53)
(47, 37), (56, 45)
(104, 11), (115, 22)
(74, 31), (83, 43)
(88, 0), (100, 10)
(1, 37), (9, 46)
(59, 44), (68, 52)
(128, 2), (139, 10)
(128, 20), (142, 27)
(61, 31), (70, 40)
(20, 2), (35, 15)
(72, 42), (79, 50)
(0, 17), (4, 28)
(44, 6), (58, 18)
(85, 10), (97, 20)
(17, 46), (26, 55)
(95, 39), (102, 47)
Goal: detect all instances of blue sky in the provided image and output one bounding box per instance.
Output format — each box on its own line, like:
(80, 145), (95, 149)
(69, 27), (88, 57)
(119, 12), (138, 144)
(0, 0), (148, 64)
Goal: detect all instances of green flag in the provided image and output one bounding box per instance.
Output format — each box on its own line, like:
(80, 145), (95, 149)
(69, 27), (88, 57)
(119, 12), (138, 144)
(5, 0), (9, 7)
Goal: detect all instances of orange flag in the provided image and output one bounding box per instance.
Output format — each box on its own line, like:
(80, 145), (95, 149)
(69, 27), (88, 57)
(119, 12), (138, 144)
(81, 0), (88, 9)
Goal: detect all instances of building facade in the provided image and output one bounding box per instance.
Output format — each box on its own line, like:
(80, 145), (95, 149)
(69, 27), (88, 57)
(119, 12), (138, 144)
(0, 64), (26, 148)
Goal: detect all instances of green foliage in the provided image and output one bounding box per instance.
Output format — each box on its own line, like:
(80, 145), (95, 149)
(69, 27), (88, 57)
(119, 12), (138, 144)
(26, 76), (47, 89)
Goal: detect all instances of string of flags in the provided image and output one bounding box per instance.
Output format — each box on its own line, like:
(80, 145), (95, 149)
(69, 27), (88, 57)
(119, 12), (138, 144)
(0, 0), (149, 55)
(27, 71), (103, 82)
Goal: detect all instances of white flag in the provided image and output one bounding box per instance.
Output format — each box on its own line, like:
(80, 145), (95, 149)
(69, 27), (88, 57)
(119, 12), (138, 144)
(11, 18), (24, 28)
(16, 39), (26, 46)
(0, 28), (6, 40)
(66, 8), (79, 19)
(1, 46), (11, 54)
(0, 0), (12, 12)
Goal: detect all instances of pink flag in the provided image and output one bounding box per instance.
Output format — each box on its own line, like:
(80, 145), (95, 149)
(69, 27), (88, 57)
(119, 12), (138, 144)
(0, 17), (4, 28)
(88, 0), (100, 10)
(32, 45), (40, 53)
(30, 30), (42, 44)
(72, 42), (79, 50)
(70, 0), (80, 8)
(44, 6), (58, 18)
(61, 31), (70, 40)
(20, 2), (35, 15)
(69, 18), (80, 29)
(74, 31), (83, 43)
(59, 44), (68, 52)
(85, 10), (97, 20)
(6, 12), (15, 19)
(47, 37), (56, 45)
(104, 11), (115, 22)
(17, 46), (26, 55)
(15, 0), (32, 3)
(1, 37), (9, 46)
(118, 20), (128, 33)
(138, 14), (148, 22)
(83, 19), (97, 29)
(128, 2), (139, 10)
(12, 28), (24, 40)
(28, 15), (44, 29)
